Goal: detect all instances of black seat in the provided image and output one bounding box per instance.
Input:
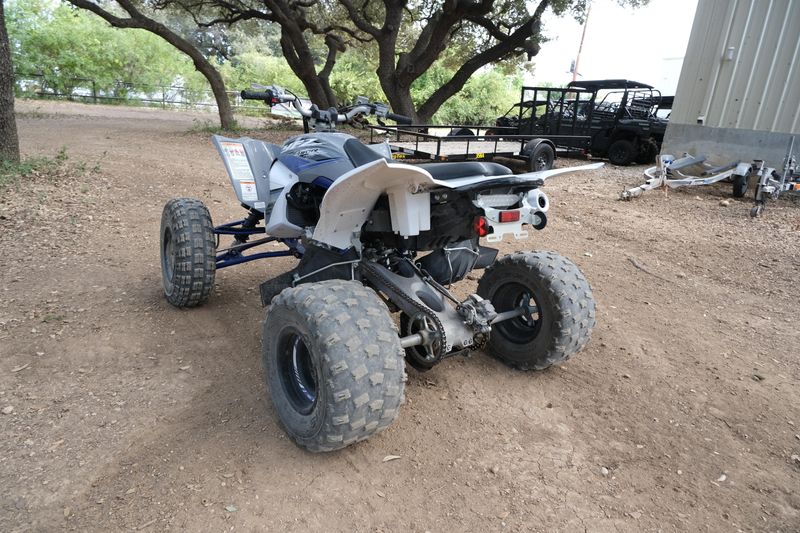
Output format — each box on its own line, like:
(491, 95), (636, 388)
(342, 138), (512, 181)
(417, 162), (512, 181)
(343, 138), (387, 167)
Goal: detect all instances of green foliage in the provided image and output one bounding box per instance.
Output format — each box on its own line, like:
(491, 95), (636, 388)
(412, 64), (524, 125)
(7, 0), (195, 95)
(7, 0), (528, 124)
(219, 53), (307, 97)
(329, 52), (384, 104)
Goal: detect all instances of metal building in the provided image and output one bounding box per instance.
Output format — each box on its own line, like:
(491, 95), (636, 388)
(663, 0), (800, 166)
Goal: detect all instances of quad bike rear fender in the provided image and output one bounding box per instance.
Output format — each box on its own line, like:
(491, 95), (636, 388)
(312, 159), (603, 250)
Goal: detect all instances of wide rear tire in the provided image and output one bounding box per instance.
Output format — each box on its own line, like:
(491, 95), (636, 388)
(263, 281), (406, 452)
(160, 198), (216, 308)
(477, 251), (596, 370)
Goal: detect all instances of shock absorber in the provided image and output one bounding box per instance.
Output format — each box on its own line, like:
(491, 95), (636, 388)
(235, 206), (265, 244)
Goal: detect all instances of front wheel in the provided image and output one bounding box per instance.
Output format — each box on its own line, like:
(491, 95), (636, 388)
(160, 198), (216, 308)
(477, 251), (596, 370)
(263, 281), (406, 452)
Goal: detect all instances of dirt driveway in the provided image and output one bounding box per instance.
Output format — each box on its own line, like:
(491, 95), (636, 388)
(2, 100), (799, 532)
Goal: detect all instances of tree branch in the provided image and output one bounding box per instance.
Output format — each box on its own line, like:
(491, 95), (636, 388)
(66, 0), (236, 128)
(397, 0), (495, 85)
(318, 34), (344, 79)
(337, 0), (380, 37)
(416, 0), (549, 120)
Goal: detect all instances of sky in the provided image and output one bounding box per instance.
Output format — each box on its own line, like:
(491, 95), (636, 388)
(529, 0), (699, 94)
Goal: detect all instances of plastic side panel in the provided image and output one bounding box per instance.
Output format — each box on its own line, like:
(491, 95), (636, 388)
(312, 160), (436, 250)
(212, 135), (281, 212)
(367, 142), (392, 159)
(265, 176), (304, 239)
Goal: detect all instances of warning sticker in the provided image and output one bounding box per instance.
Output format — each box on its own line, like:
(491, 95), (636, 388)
(239, 180), (258, 201)
(220, 142), (254, 181)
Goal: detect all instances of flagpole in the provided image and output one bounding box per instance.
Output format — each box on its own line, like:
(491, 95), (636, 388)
(573, 1), (592, 81)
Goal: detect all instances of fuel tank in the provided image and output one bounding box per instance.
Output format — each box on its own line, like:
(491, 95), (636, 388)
(279, 133), (391, 185)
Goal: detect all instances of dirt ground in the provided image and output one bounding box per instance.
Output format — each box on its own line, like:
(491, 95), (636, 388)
(2, 100), (799, 533)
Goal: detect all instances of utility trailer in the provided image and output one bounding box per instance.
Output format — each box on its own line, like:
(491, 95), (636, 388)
(368, 124), (590, 172)
(493, 81), (670, 165)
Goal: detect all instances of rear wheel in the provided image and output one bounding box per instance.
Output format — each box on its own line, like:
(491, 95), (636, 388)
(636, 138), (659, 164)
(608, 139), (635, 166)
(263, 281), (406, 452)
(160, 198), (216, 308)
(477, 251), (596, 370)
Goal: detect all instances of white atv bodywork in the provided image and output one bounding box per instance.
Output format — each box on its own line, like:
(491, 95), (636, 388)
(213, 133), (602, 250)
(312, 159), (603, 250)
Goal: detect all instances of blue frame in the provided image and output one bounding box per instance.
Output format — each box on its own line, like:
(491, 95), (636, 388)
(214, 219), (302, 269)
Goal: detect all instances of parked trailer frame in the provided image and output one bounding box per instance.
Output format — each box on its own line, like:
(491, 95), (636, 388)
(368, 124), (590, 171)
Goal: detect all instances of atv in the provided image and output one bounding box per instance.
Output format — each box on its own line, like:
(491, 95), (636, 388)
(159, 84), (601, 452)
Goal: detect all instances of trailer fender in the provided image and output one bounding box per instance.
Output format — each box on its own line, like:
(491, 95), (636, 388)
(734, 161), (752, 176)
(522, 138), (555, 157)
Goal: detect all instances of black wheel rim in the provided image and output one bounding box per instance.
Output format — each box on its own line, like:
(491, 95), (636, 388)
(161, 227), (174, 283)
(492, 282), (543, 343)
(277, 328), (318, 415)
(610, 145), (626, 164)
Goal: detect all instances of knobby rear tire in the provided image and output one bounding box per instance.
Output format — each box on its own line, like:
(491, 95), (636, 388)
(263, 280), (406, 452)
(477, 251), (596, 370)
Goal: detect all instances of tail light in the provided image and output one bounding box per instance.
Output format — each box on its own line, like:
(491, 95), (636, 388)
(498, 210), (520, 223)
(473, 216), (490, 237)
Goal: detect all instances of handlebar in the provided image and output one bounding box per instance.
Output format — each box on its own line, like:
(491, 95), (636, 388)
(240, 89), (274, 102)
(240, 84), (410, 127)
(386, 112), (412, 125)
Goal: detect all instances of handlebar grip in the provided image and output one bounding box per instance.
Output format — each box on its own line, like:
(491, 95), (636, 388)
(386, 112), (412, 125)
(240, 90), (273, 101)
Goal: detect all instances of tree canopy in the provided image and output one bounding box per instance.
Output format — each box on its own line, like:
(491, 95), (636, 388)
(153, 0), (646, 121)
(11, 0), (648, 127)
(8, 0), (192, 95)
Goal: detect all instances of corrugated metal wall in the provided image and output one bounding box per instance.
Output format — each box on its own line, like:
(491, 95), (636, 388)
(671, 0), (800, 134)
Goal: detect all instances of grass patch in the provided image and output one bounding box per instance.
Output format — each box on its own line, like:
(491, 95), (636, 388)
(188, 118), (242, 135)
(0, 148), (98, 192)
(16, 108), (55, 120)
(187, 114), (302, 136)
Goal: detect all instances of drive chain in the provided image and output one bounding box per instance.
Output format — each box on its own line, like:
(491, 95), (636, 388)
(360, 260), (449, 359)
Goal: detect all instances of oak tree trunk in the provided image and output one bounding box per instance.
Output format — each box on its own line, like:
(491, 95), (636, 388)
(0, 0), (20, 164)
